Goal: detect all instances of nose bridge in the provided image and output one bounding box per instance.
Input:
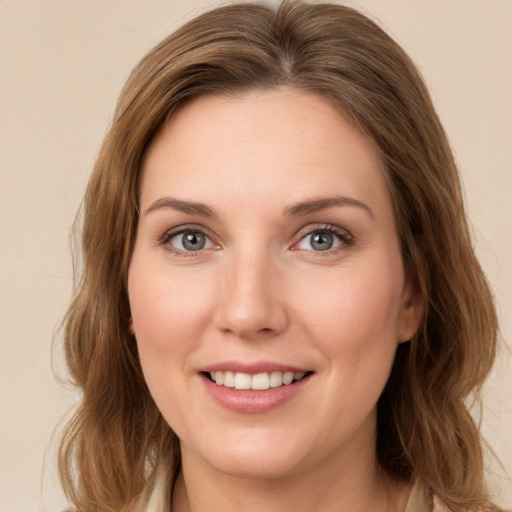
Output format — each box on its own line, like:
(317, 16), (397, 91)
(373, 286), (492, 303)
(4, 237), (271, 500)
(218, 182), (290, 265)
(215, 243), (288, 338)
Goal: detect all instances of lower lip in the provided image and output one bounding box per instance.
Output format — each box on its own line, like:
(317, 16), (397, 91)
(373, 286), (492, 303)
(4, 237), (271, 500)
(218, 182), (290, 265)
(201, 374), (312, 414)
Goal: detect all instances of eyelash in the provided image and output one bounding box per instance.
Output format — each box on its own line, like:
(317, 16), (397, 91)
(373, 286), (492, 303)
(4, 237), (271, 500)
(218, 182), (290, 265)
(293, 224), (354, 255)
(156, 223), (354, 257)
(156, 225), (219, 257)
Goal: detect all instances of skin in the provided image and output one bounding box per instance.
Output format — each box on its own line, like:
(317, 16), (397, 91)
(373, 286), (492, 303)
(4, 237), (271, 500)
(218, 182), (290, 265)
(128, 87), (422, 512)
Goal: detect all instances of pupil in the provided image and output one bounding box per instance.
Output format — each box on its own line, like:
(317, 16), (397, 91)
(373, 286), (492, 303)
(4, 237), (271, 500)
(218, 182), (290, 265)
(311, 232), (333, 251)
(183, 232), (205, 251)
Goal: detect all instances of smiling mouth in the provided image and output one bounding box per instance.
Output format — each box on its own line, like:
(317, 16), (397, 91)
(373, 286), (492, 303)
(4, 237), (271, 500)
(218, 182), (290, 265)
(204, 371), (313, 390)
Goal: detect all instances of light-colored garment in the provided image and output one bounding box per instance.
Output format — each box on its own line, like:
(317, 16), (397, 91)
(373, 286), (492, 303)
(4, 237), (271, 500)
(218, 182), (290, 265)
(144, 468), (169, 512)
(143, 469), (449, 512)
(405, 481), (450, 512)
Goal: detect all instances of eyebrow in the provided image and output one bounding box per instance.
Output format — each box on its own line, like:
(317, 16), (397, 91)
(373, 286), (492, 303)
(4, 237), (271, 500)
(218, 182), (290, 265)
(144, 197), (219, 218)
(284, 195), (375, 219)
(144, 195), (374, 220)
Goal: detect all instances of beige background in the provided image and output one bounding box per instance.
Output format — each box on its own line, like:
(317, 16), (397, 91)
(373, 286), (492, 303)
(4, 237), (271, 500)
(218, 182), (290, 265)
(0, 0), (510, 510)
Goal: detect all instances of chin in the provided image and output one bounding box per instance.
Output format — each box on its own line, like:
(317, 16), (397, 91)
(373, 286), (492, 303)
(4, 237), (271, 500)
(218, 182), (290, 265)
(211, 454), (305, 481)
(183, 434), (309, 481)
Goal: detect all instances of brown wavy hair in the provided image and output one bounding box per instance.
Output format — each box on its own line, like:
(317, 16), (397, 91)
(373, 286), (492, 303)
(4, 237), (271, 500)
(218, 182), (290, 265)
(59, 1), (501, 510)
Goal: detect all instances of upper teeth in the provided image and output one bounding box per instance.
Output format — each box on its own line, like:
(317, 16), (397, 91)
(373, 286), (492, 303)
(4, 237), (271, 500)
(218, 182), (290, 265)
(210, 371), (306, 390)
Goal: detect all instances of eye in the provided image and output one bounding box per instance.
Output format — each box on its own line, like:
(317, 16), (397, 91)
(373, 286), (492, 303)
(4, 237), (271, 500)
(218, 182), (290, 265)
(166, 229), (216, 253)
(295, 226), (351, 252)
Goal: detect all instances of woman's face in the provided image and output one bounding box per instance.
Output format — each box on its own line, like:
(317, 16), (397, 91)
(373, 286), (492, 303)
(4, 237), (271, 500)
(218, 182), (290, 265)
(128, 87), (421, 479)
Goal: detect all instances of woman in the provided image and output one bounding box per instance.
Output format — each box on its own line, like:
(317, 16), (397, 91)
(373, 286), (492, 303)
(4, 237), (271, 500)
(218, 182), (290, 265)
(59, 1), (503, 511)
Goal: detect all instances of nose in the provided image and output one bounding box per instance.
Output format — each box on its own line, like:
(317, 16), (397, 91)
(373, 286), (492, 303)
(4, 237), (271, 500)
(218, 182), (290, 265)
(214, 249), (289, 340)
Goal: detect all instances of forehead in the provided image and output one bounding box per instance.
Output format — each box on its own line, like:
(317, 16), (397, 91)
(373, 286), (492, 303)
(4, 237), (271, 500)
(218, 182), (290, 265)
(140, 87), (391, 220)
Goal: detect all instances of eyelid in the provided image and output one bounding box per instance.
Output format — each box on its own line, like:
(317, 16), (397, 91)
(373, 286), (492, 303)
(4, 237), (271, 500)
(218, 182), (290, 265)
(155, 222), (354, 256)
(156, 224), (220, 254)
(290, 223), (355, 253)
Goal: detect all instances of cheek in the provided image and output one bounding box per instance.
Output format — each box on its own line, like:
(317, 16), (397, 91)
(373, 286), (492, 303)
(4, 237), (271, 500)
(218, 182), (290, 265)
(127, 255), (215, 380)
(301, 266), (403, 415)
(127, 260), (216, 428)
(293, 261), (404, 407)
(295, 264), (403, 349)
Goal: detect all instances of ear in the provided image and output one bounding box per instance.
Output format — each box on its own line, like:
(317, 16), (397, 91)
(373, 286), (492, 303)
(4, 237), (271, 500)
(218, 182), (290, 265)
(397, 277), (424, 343)
(128, 317), (136, 336)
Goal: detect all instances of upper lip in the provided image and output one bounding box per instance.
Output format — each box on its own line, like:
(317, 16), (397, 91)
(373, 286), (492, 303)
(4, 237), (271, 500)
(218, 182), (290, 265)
(198, 361), (310, 375)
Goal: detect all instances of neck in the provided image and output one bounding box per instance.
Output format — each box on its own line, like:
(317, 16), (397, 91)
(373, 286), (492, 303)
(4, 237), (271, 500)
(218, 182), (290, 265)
(171, 432), (410, 512)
